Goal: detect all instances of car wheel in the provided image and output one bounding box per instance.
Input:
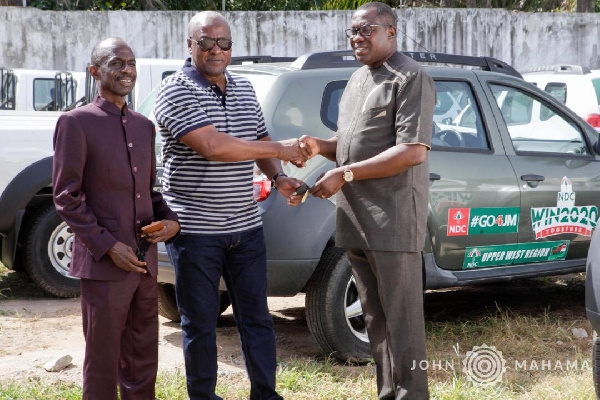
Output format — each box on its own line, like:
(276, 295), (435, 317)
(158, 283), (181, 322)
(305, 246), (372, 363)
(157, 283), (231, 322)
(594, 332), (600, 398)
(23, 203), (80, 298)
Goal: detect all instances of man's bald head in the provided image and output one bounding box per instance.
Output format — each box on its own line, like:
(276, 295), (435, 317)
(188, 11), (230, 38)
(91, 37), (133, 67)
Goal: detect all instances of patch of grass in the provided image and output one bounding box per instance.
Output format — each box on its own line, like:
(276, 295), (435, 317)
(0, 262), (47, 299)
(0, 380), (82, 400)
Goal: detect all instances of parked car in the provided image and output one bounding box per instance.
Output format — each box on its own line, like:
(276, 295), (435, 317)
(585, 223), (600, 397)
(133, 51), (600, 363)
(522, 64), (600, 132)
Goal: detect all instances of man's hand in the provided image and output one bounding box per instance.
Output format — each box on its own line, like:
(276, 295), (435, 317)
(143, 220), (181, 243)
(277, 139), (311, 167)
(299, 135), (320, 158)
(274, 176), (305, 207)
(310, 168), (345, 199)
(107, 242), (147, 273)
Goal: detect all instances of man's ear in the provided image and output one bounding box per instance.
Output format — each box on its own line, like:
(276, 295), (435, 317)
(388, 26), (397, 39)
(187, 38), (193, 54)
(88, 64), (99, 80)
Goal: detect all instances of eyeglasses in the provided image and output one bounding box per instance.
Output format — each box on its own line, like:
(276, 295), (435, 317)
(345, 24), (392, 39)
(189, 37), (233, 52)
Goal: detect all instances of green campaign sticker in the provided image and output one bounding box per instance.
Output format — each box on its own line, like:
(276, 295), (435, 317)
(463, 240), (569, 269)
(448, 207), (519, 236)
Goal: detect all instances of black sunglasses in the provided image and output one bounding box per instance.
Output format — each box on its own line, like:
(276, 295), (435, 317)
(345, 24), (392, 39)
(190, 37), (233, 52)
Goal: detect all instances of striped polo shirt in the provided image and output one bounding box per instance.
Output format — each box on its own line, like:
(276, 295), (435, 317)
(154, 58), (268, 235)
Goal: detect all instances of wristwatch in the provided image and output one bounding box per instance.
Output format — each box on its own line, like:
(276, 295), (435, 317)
(271, 172), (287, 189)
(342, 166), (354, 183)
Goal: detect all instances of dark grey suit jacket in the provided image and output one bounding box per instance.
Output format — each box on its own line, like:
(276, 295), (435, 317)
(52, 95), (177, 280)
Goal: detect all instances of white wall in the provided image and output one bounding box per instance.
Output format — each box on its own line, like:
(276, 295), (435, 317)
(1, 7), (598, 72)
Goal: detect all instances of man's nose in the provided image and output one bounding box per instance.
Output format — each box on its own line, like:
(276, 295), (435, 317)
(352, 34), (366, 43)
(122, 63), (135, 74)
(208, 43), (222, 54)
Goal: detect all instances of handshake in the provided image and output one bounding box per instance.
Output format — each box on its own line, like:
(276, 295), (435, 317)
(277, 135), (320, 168)
(272, 135), (344, 207)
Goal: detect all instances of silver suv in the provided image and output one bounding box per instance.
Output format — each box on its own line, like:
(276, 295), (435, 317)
(135, 51), (600, 362)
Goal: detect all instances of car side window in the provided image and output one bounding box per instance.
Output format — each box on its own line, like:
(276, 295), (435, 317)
(320, 80), (348, 132)
(544, 82), (567, 104)
(432, 81), (489, 150)
(33, 78), (55, 111)
(489, 83), (589, 155)
(592, 78), (600, 106)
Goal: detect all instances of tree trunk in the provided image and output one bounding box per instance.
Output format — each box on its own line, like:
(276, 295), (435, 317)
(481, 0), (492, 7)
(441, 0), (456, 6)
(466, 0), (477, 6)
(576, 0), (594, 11)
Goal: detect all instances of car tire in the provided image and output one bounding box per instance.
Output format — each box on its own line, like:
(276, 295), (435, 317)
(23, 203), (80, 298)
(594, 331), (600, 398)
(158, 283), (181, 322)
(305, 246), (372, 363)
(157, 283), (231, 322)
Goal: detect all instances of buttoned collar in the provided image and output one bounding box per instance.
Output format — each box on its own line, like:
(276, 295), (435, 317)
(93, 94), (129, 116)
(182, 58), (235, 89)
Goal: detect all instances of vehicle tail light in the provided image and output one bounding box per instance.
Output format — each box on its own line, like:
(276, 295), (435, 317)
(586, 114), (600, 128)
(253, 173), (271, 202)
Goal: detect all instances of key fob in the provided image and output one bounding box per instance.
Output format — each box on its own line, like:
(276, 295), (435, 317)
(293, 183), (311, 203)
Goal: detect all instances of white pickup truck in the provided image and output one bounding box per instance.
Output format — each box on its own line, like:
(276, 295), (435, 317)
(1, 67), (86, 112)
(0, 110), (75, 296)
(0, 58), (185, 297)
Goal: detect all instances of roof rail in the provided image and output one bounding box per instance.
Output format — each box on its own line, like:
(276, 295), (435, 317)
(291, 51), (360, 69)
(231, 56), (296, 65)
(520, 64), (591, 75)
(402, 52), (522, 79)
(290, 50), (522, 78)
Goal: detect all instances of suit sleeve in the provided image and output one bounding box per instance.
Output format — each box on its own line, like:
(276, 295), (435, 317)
(52, 114), (118, 262)
(149, 122), (178, 222)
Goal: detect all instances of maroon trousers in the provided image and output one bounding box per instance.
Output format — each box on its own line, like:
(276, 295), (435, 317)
(80, 271), (158, 400)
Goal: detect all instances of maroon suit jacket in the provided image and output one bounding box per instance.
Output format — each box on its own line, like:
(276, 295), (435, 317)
(52, 95), (178, 280)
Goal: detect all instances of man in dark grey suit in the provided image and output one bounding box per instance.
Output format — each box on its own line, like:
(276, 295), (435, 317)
(52, 37), (179, 399)
(301, 2), (436, 399)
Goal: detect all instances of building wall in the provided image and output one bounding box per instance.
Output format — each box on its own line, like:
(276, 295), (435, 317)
(1, 7), (598, 71)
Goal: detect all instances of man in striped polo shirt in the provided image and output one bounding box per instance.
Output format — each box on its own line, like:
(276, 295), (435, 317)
(154, 11), (308, 400)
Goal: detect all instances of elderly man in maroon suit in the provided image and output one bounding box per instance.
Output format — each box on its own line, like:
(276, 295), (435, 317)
(52, 37), (180, 400)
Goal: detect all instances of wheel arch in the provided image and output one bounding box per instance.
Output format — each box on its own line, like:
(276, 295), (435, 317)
(0, 156), (54, 267)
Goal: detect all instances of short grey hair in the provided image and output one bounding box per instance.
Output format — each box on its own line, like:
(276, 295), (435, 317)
(90, 37), (131, 66)
(188, 11), (230, 38)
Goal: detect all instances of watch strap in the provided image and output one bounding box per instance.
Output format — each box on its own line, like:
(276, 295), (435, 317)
(271, 172), (288, 189)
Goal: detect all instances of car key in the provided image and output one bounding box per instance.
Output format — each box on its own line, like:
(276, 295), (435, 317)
(293, 183), (311, 203)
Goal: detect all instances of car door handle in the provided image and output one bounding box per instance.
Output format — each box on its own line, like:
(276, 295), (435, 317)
(521, 174), (544, 188)
(430, 173), (441, 181)
(520, 174), (545, 182)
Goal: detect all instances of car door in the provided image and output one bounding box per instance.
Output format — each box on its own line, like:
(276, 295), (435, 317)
(484, 76), (600, 262)
(427, 70), (520, 271)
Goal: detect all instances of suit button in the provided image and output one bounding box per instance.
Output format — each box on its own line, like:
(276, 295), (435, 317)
(136, 220), (141, 224)
(128, 142), (133, 148)
(136, 193), (141, 199)
(133, 166), (138, 173)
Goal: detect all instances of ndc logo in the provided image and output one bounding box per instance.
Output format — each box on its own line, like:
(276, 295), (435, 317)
(448, 208), (470, 236)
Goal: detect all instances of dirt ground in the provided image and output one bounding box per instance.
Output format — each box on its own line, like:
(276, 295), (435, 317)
(0, 286), (319, 385)
(0, 269), (590, 386)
